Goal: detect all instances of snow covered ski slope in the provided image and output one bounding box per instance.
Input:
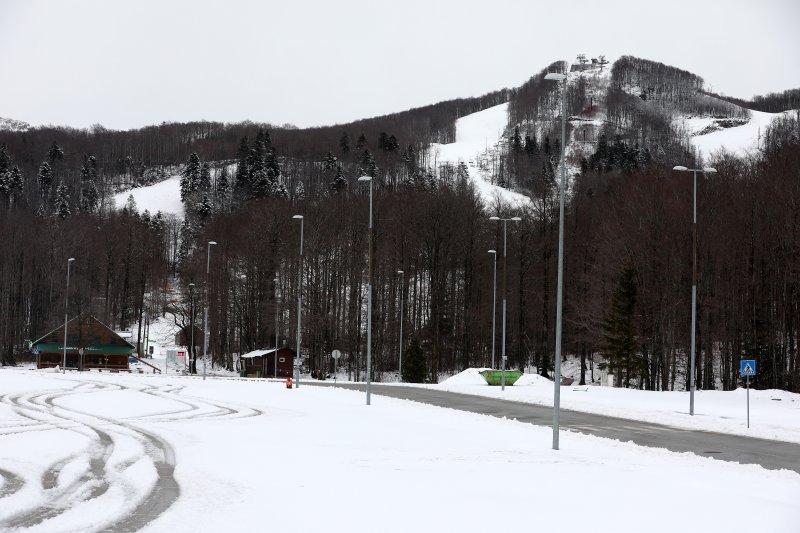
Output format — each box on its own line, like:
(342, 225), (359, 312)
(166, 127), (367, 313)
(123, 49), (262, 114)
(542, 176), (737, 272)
(678, 109), (797, 159)
(113, 175), (183, 217)
(430, 103), (530, 210)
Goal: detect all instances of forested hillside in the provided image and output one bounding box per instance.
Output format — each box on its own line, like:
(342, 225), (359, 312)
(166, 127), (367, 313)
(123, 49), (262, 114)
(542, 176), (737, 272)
(1, 55), (799, 393)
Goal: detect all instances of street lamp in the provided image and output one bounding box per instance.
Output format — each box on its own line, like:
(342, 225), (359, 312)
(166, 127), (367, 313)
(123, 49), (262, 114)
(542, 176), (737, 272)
(672, 165), (717, 416)
(63, 257), (75, 374)
(545, 70), (567, 450)
(358, 175), (374, 405)
(397, 270), (405, 380)
(274, 276), (279, 379)
(203, 241), (217, 381)
(488, 250), (497, 369)
(489, 215), (522, 391)
(293, 214), (304, 388)
(189, 283), (195, 374)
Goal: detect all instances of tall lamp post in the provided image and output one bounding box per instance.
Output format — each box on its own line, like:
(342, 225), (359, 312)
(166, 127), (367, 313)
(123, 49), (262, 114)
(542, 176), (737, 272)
(489, 216), (521, 391)
(293, 214), (304, 388)
(672, 165), (717, 416)
(63, 257), (75, 374)
(397, 269), (405, 380)
(545, 70), (567, 450)
(274, 276), (279, 379)
(488, 249), (497, 369)
(189, 283), (195, 374)
(203, 241), (217, 381)
(358, 175), (374, 405)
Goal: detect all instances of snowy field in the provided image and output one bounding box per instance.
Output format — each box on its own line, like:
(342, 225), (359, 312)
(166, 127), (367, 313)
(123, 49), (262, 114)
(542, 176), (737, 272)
(1, 368), (799, 533)
(113, 176), (183, 217)
(421, 368), (800, 444)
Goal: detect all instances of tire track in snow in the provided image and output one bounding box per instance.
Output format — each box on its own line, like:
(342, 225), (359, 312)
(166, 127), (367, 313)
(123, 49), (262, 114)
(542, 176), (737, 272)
(0, 376), (262, 531)
(0, 381), (177, 532)
(0, 468), (24, 499)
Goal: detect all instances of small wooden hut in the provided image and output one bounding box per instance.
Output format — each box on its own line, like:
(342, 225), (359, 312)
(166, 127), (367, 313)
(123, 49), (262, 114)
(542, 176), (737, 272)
(240, 347), (295, 378)
(32, 315), (135, 371)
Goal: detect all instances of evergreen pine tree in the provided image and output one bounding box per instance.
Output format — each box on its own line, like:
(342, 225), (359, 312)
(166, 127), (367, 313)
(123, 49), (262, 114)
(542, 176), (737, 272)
(198, 162), (212, 192)
(177, 218), (194, 265)
(0, 144), (10, 176)
(265, 148), (280, 176)
(294, 181), (305, 201)
(195, 193), (212, 222)
(275, 182), (289, 199)
(330, 165), (347, 194)
(8, 166), (24, 203)
(323, 151), (338, 171)
(37, 162), (53, 197)
(181, 153), (202, 201)
(402, 339), (428, 383)
(53, 182), (71, 219)
(359, 150), (377, 178)
(235, 137), (250, 195)
(511, 126), (524, 153)
(601, 263), (641, 387)
(151, 211), (165, 232)
(47, 142), (64, 164)
(251, 167), (270, 198)
(339, 132), (350, 154)
(355, 133), (367, 150)
(0, 168), (9, 203)
(124, 194), (137, 214)
(81, 180), (99, 212)
(266, 168), (279, 195)
(216, 166), (230, 209)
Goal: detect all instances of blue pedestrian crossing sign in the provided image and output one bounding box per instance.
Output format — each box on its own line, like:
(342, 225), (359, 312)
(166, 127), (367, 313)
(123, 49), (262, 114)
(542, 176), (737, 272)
(740, 360), (756, 377)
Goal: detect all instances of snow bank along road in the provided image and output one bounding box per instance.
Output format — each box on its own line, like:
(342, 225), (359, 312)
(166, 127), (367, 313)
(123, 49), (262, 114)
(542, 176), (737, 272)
(309, 382), (800, 474)
(0, 375), (260, 532)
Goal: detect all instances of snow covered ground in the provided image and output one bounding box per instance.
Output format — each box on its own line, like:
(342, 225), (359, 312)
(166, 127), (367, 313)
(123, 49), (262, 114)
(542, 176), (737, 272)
(113, 175), (183, 217)
(677, 109), (796, 159)
(430, 103), (531, 210)
(0, 368), (798, 533)
(430, 368), (800, 444)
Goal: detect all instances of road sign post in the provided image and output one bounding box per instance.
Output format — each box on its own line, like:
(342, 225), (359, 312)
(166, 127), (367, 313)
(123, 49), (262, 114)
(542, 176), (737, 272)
(740, 359), (756, 428)
(331, 349), (341, 385)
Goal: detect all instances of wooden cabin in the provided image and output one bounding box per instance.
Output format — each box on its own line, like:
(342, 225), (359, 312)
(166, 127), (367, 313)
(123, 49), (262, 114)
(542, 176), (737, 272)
(32, 315), (135, 371)
(175, 325), (204, 349)
(241, 347), (295, 378)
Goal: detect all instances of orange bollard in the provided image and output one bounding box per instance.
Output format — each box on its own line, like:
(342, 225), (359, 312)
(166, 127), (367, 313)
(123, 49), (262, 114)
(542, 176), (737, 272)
(285, 377), (293, 389)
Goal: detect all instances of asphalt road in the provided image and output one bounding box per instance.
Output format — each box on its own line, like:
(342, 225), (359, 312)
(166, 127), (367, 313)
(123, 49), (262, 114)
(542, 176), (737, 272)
(307, 382), (800, 474)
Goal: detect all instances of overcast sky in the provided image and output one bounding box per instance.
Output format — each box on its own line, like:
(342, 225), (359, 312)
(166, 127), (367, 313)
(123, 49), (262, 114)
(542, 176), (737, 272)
(1, 0), (798, 131)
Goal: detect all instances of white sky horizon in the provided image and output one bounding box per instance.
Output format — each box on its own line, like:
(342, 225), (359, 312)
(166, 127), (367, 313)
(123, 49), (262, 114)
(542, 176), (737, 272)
(1, 0), (798, 132)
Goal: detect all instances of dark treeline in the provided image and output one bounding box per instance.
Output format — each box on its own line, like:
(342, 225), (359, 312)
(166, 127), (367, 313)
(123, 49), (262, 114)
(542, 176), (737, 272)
(705, 88), (800, 114)
(0, 88), (509, 197)
(612, 56), (747, 119)
(2, 120), (799, 392)
(0, 207), (172, 365)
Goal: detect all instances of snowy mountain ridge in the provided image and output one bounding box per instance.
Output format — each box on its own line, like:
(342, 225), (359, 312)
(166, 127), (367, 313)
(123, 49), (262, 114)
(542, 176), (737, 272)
(113, 56), (797, 217)
(0, 117), (30, 132)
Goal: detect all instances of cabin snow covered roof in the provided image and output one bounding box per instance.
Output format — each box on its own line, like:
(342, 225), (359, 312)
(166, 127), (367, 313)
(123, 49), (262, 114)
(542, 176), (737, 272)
(241, 348), (279, 359)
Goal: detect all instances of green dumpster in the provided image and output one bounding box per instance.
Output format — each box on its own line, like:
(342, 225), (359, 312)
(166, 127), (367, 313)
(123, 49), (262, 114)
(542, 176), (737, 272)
(480, 370), (523, 386)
